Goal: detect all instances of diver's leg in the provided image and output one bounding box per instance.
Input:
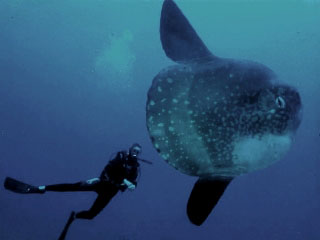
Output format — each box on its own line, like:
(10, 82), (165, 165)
(75, 185), (119, 220)
(4, 177), (100, 194)
(43, 178), (101, 192)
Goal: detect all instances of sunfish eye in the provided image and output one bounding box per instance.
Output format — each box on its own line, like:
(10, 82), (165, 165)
(275, 96), (286, 109)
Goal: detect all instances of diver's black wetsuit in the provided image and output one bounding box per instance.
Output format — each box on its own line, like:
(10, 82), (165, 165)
(45, 151), (140, 219)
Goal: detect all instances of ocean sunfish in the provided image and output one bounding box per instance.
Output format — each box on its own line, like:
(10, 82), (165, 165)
(146, 0), (302, 225)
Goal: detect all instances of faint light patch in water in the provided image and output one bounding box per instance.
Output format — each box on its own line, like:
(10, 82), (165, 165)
(303, 0), (320, 3)
(5, 0), (21, 7)
(94, 30), (136, 91)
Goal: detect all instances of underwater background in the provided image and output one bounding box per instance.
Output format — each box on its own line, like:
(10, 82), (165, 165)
(0, 0), (319, 239)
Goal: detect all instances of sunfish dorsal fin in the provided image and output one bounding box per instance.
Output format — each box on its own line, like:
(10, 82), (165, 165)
(160, 0), (216, 63)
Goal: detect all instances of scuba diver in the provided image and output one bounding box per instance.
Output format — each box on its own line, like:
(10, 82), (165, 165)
(4, 143), (151, 240)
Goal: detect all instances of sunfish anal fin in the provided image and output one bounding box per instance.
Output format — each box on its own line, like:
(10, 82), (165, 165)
(187, 177), (233, 226)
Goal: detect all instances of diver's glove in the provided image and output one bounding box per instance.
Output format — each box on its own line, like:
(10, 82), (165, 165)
(121, 179), (136, 191)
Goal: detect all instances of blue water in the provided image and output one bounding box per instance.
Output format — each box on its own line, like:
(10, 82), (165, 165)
(0, 0), (319, 239)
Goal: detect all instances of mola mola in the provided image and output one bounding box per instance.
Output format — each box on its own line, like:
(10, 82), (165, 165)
(146, 0), (302, 225)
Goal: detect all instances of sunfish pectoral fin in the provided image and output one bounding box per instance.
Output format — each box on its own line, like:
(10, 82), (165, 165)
(160, 0), (216, 63)
(187, 176), (233, 226)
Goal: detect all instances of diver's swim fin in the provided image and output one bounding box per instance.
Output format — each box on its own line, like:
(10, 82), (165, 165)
(58, 211), (76, 240)
(4, 177), (45, 194)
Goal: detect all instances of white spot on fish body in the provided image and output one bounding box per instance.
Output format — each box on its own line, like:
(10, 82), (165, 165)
(163, 154), (170, 160)
(269, 109), (276, 114)
(167, 78), (173, 83)
(151, 129), (164, 137)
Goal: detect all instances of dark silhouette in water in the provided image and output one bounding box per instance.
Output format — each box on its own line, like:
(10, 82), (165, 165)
(4, 143), (143, 240)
